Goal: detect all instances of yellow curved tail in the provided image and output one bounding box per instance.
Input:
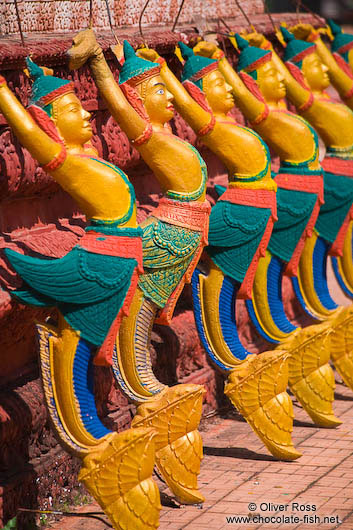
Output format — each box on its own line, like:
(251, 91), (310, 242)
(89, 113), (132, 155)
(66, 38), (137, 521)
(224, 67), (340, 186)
(297, 233), (338, 319)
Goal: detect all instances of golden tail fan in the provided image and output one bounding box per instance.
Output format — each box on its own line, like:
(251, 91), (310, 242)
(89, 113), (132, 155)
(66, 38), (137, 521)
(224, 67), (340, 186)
(79, 427), (161, 530)
(132, 384), (205, 504)
(225, 350), (302, 461)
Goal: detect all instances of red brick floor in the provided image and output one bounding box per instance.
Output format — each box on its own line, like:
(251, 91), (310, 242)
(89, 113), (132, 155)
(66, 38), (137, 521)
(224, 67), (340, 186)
(48, 374), (353, 530)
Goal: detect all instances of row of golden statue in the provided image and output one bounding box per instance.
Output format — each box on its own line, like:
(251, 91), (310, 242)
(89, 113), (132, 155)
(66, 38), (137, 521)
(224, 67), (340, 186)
(1, 17), (353, 529)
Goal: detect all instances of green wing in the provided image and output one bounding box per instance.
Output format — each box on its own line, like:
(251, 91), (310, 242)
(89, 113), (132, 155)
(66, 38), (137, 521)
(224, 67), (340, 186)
(268, 188), (318, 263)
(207, 200), (272, 283)
(315, 172), (353, 244)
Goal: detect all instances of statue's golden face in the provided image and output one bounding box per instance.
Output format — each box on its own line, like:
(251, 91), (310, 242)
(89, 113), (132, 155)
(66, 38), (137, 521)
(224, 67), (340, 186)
(202, 70), (234, 114)
(138, 74), (174, 125)
(53, 93), (92, 146)
(256, 60), (286, 104)
(301, 52), (330, 92)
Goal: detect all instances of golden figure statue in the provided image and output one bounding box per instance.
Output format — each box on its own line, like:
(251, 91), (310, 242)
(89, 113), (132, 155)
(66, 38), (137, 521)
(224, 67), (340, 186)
(68, 30), (207, 504)
(0, 62), (161, 528)
(287, 22), (353, 308)
(243, 26), (353, 395)
(133, 41), (302, 461)
(192, 35), (341, 428)
(284, 23), (353, 392)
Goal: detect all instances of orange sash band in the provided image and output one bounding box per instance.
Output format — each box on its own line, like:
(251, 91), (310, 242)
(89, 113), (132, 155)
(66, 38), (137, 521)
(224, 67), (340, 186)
(79, 231), (143, 272)
(152, 197), (211, 244)
(275, 172), (324, 202)
(220, 186), (278, 215)
(321, 156), (353, 177)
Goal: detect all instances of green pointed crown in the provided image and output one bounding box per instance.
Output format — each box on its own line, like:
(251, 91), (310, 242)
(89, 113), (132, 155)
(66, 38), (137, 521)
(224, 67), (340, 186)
(327, 19), (353, 60)
(26, 57), (74, 115)
(280, 26), (316, 66)
(179, 41), (218, 90)
(235, 34), (272, 79)
(119, 41), (160, 85)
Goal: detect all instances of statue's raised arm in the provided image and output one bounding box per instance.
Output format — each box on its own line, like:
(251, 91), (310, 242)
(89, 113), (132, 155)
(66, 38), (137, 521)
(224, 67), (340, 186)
(0, 61), (63, 166)
(68, 29), (147, 142)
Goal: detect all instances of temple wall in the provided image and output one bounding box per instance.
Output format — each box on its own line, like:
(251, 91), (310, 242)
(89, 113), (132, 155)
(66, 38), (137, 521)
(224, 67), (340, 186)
(0, 7), (321, 526)
(1, 0), (264, 34)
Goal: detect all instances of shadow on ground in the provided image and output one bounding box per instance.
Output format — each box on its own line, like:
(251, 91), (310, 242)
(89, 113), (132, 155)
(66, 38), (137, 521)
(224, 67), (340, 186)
(203, 445), (276, 462)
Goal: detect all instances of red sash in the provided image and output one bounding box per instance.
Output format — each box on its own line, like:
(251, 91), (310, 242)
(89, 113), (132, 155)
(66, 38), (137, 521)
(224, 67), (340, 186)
(79, 231), (143, 272)
(152, 197), (211, 245)
(329, 205), (353, 257)
(321, 155), (353, 178)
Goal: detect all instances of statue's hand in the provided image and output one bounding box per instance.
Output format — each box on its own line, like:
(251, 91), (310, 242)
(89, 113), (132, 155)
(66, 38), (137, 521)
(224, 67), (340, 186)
(243, 31), (267, 48)
(111, 43), (124, 63)
(67, 29), (102, 70)
(290, 23), (315, 41)
(193, 41), (218, 58)
(24, 65), (53, 78)
(137, 47), (160, 62)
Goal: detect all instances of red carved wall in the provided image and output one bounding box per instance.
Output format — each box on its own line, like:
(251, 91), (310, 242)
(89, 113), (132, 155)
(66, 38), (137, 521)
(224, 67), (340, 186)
(0, 11), (321, 526)
(2, 0), (264, 34)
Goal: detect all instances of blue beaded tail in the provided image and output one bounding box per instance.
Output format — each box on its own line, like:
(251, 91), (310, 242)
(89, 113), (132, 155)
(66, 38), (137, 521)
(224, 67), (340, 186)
(312, 237), (338, 311)
(219, 275), (251, 361)
(73, 339), (111, 439)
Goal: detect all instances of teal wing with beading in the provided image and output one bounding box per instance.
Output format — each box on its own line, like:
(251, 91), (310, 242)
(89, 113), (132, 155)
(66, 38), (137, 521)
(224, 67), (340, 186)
(207, 200), (272, 283)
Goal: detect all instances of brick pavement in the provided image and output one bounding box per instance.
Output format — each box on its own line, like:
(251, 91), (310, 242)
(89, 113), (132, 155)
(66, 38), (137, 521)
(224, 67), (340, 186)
(48, 373), (353, 530)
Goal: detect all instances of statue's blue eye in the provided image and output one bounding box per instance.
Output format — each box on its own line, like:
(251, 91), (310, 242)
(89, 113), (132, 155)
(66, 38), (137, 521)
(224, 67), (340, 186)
(157, 89), (164, 95)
